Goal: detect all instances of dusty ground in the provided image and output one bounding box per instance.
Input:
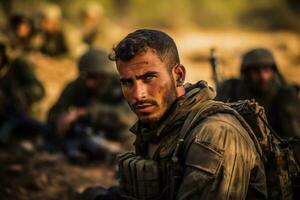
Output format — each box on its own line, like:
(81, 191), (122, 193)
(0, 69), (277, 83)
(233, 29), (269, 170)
(0, 146), (117, 200)
(1, 29), (299, 200)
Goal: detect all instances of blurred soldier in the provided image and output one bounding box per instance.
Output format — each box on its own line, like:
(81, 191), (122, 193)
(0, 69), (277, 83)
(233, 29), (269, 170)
(80, 2), (104, 47)
(0, 42), (47, 144)
(38, 3), (86, 58)
(47, 48), (134, 162)
(79, 2), (122, 49)
(38, 4), (68, 57)
(8, 14), (39, 55)
(216, 48), (300, 162)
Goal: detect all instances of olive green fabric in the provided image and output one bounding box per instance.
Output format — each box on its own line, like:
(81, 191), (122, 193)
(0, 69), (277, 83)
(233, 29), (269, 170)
(118, 152), (160, 199)
(128, 81), (267, 199)
(187, 100), (298, 200)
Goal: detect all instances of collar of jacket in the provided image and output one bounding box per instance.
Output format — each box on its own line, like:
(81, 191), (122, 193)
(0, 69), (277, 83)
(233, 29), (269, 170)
(130, 80), (216, 143)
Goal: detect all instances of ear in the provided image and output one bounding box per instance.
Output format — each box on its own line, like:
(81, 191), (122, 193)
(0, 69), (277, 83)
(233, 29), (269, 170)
(173, 64), (186, 87)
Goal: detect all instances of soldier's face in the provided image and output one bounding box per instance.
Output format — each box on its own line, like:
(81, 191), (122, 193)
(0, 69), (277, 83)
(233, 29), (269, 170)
(116, 48), (179, 124)
(16, 22), (31, 38)
(84, 72), (111, 95)
(249, 65), (274, 91)
(41, 18), (58, 33)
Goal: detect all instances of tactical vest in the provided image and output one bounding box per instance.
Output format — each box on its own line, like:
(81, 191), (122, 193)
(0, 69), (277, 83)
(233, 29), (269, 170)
(118, 100), (300, 200)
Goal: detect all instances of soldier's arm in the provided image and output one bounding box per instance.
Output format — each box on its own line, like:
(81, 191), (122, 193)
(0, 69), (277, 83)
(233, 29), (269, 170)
(23, 79), (46, 104)
(176, 113), (266, 200)
(47, 81), (79, 127)
(215, 79), (241, 102)
(267, 86), (300, 139)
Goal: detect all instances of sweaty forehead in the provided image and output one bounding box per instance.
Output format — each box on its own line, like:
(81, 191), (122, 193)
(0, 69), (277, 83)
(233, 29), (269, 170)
(116, 50), (167, 73)
(117, 61), (161, 79)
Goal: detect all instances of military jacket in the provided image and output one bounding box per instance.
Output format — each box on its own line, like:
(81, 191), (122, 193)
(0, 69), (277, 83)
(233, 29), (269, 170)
(129, 81), (267, 199)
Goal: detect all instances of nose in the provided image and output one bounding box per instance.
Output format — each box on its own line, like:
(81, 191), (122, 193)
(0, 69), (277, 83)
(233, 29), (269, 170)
(133, 81), (147, 101)
(259, 69), (272, 82)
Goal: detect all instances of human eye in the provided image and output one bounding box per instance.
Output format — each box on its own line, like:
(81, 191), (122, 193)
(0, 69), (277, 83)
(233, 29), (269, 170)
(142, 72), (157, 82)
(120, 79), (133, 87)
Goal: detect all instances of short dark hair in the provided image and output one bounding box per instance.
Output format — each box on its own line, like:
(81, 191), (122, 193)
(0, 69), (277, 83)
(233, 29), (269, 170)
(109, 29), (180, 67)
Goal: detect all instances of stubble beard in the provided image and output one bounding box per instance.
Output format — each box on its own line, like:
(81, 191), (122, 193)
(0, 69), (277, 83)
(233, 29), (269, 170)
(139, 82), (177, 125)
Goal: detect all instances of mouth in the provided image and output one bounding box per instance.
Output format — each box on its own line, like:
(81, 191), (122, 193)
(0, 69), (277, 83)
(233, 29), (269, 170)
(134, 103), (155, 113)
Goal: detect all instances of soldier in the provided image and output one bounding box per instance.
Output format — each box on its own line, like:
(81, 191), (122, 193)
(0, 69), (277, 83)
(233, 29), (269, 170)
(79, 1), (121, 49)
(80, 2), (104, 47)
(38, 4), (69, 57)
(8, 14), (39, 55)
(0, 42), (46, 144)
(216, 48), (300, 163)
(46, 48), (134, 163)
(38, 3), (86, 59)
(81, 29), (267, 199)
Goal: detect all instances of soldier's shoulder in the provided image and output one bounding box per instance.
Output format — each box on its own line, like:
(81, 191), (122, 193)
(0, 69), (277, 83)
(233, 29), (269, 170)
(273, 84), (300, 105)
(188, 109), (244, 142)
(216, 78), (244, 101)
(219, 78), (242, 86)
(58, 78), (87, 97)
(64, 78), (85, 90)
(277, 84), (299, 96)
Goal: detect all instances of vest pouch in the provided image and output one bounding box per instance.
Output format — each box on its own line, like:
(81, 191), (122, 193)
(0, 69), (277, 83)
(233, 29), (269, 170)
(118, 152), (160, 199)
(292, 175), (300, 200)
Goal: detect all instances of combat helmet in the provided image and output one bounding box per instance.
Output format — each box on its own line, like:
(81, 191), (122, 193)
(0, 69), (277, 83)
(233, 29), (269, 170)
(78, 48), (115, 74)
(240, 48), (278, 74)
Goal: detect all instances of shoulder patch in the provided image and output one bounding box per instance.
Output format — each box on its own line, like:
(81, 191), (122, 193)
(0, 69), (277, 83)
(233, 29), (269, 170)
(185, 141), (224, 176)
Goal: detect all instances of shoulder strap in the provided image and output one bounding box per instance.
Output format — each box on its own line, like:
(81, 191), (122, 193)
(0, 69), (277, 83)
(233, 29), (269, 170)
(178, 100), (215, 140)
(177, 100), (263, 159)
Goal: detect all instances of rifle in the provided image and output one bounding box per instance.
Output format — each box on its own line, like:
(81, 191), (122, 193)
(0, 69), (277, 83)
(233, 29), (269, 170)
(209, 48), (221, 87)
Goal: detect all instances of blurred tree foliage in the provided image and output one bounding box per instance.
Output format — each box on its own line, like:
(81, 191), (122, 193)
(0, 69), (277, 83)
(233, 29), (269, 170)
(0, 0), (299, 31)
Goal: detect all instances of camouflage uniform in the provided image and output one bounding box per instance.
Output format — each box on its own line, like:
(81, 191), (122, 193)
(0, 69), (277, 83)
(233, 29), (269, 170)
(89, 81), (267, 200)
(216, 48), (300, 163)
(0, 54), (46, 143)
(47, 48), (134, 161)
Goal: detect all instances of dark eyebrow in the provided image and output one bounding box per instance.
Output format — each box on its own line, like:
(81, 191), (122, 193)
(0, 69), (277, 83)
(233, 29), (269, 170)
(119, 71), (158, 83)
(136, 71), (158, 79)
(120, 77), (132, 83)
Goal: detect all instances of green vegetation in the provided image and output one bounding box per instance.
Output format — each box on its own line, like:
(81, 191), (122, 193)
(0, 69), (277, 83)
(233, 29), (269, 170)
(0, 0), (299, 31)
